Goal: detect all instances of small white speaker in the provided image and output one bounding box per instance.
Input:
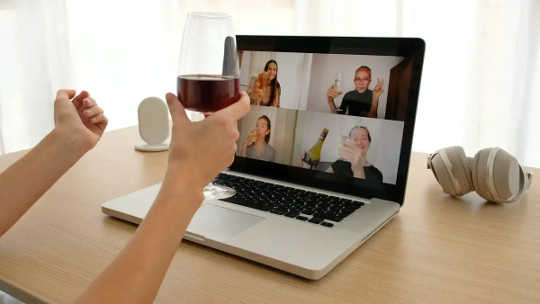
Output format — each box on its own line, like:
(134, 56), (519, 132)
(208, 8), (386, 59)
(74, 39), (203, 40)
(134, 97), (170, 152)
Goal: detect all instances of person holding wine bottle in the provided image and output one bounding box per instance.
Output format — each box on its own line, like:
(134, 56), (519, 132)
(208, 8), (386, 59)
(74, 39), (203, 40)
(326, 126), (383, 182)
(247, 59), (281, 107)
(326, 65), (384, 118)
(240, 115), (276, 162)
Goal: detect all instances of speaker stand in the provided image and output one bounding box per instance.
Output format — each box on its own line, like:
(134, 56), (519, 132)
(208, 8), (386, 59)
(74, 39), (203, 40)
(134, 141), (170, 152)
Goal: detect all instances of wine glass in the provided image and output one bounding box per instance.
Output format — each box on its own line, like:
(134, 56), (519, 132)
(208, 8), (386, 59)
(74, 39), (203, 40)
(339, 124), (351, 160)
(177, 12), (240, 199)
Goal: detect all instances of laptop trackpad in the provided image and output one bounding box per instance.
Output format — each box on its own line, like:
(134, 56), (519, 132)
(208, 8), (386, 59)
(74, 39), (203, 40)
(186, 204), (264, 241)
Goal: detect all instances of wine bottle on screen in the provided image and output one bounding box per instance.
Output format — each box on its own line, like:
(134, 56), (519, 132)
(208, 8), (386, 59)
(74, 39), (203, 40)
(302, 128), (329, 169)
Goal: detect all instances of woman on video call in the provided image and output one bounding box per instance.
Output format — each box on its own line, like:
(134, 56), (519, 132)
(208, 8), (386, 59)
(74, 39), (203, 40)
(240, 115), (276, 162)
(326, 126), (383, 182)
(248, 59), (281, 107)
(326, 65), (384, 117)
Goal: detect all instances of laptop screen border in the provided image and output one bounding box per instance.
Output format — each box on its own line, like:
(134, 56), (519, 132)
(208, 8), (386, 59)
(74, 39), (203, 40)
(231, 35), (425, 206)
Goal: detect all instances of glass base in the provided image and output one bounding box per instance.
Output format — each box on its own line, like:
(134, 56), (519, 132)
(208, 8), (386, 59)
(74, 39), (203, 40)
(203, 183), (236, 200)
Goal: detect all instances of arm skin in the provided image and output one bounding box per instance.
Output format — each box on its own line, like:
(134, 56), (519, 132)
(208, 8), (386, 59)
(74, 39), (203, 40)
(367, 94), (379, 118)
(75, 174), (204, 304)
(75, 92), (250, 304)
(368, 78), (385, 118)
(327, 97), (338, 113)
(0, 88), (250, 303)
(0, 90), (107, 237)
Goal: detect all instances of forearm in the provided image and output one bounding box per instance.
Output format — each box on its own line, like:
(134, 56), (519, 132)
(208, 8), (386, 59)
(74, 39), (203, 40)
(352, 166), (366, 179)
(327, 97), (337, 113)
(247, 88), (260, 105)
(0, 129), (86, 236)
(368, 95), (379, 118)
(76, 174), (203, 304)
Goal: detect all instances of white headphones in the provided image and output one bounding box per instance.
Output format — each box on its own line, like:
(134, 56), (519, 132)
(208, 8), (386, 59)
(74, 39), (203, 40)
(427, 146), (532, 203)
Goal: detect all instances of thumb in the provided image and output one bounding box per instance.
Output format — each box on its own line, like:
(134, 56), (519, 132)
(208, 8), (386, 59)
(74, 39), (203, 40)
(56, 89), (76, 103)
(165, 93), (189, 125)
(214, 91), (250, 122)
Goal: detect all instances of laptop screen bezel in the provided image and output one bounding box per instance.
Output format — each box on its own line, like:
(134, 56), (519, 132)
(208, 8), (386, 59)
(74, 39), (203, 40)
(230, 35), (425, 206)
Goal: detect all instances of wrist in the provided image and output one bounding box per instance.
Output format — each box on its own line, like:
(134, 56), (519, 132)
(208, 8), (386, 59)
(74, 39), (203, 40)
(351, 160), (364, 172)
(162, 163), (206, 195)
(50, 128), (90, 158)
(154, 180), (204, 216)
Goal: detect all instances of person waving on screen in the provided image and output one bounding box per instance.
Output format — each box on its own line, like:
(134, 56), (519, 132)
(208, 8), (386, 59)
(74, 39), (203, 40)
(326, 65), (384, 117)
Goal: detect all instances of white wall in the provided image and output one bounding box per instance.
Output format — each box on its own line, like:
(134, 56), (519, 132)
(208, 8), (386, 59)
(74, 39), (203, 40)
(307, 54), (404, 118)
(292, 112), (404, 184)
(239, 51), (312, 110)
(274, 52), (312, 110)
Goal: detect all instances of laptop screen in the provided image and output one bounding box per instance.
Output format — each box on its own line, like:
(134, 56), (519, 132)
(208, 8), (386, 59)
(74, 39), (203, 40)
(231, 36), (424, 205)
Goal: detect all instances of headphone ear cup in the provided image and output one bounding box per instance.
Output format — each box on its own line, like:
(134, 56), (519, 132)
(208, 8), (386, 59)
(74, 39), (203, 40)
(429, 151), (457, 195)
(492, 149), (522, 202)
(444, 146), (474, 196)
(472, 148), (496, 202)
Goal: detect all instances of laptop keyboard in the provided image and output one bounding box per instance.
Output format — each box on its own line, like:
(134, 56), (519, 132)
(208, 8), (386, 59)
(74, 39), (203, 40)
(213, 173), (364, 228)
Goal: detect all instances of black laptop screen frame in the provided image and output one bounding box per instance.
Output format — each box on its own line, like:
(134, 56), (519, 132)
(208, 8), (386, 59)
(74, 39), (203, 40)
(231, 35), (425, 205)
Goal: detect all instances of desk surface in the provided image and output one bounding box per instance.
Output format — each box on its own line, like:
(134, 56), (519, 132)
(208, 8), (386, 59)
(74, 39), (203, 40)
(0, 126), (539, 304)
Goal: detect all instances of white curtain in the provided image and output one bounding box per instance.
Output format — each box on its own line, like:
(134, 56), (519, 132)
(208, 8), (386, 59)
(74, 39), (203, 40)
(0, 0), (539, 167)
(0, 0), (72, 154)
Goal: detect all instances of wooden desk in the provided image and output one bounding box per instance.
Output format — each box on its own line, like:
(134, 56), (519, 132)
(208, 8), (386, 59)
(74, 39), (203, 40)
(1, 126), (539, 304)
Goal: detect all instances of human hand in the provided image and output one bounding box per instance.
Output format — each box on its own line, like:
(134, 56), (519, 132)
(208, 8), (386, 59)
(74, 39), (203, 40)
(246, 129), (258, 146)
(373, 78), (384, 98)
(253, 86), (264, 102)
(326, 84), (342, 100)
(53, 89), (108, 154)
(164, 92), (250, 192)
(261, 71), (270, 84)
(338, 140), (365, 172)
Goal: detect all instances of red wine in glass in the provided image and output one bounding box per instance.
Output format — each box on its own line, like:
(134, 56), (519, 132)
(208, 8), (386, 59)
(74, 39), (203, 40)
(177, 74), (240, 112)
(176, 12), (240, 200)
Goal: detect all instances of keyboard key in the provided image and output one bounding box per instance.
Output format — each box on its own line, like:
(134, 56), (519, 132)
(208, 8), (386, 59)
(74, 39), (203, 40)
(321, 222), (334, 228)
(296, 215), (309, 221)
(309, 217), (324, 224)
(270, 208), (287, 215)
(284, 210), (300, 218)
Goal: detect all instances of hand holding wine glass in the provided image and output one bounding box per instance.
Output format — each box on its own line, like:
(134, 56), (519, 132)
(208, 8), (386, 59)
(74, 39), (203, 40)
(246, 129), (258, 146)
(327, 84), (342, 100)
(176, 12), (245, 199)
(163, 92), (249, 192)
(338, 139), (366, 174)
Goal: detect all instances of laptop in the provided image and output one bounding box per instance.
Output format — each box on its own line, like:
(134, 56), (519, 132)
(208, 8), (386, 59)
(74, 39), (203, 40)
(102, 36), (425, 280)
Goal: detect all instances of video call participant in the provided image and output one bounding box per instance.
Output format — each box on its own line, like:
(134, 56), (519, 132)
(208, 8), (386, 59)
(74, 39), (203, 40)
(326, 126), (383, 182)
(240, 115), (276, 162)
(326, 66), (384, 118)
(248, 59), (281, 107)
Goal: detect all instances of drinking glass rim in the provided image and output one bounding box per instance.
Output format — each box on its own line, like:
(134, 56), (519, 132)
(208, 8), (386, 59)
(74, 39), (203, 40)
(188, 12), (232, 19)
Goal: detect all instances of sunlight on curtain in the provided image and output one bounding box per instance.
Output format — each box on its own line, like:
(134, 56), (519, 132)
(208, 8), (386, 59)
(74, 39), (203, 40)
(0, 0), (538, 168)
